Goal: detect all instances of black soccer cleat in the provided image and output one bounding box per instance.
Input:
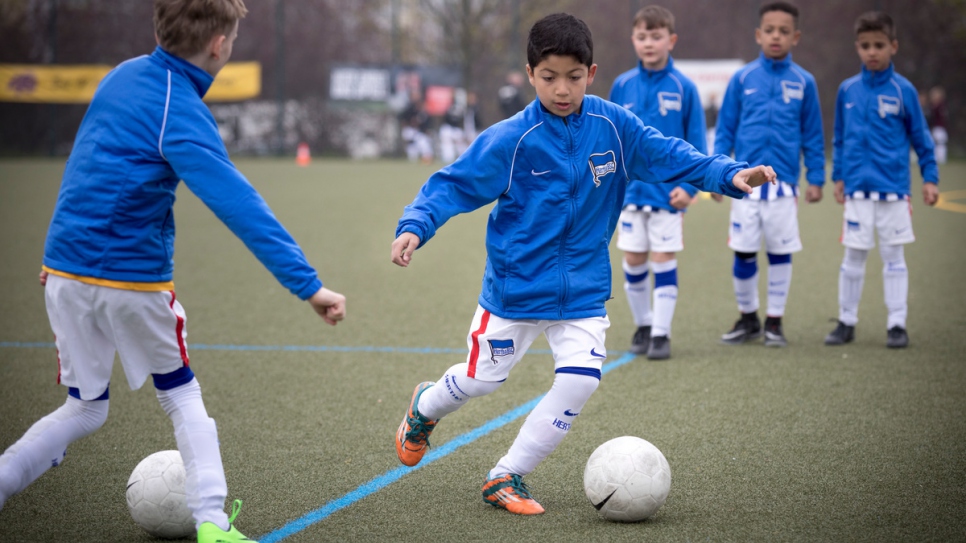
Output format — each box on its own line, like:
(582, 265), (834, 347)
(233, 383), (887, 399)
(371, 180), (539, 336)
(886, 326), (909, 349)
(763, 316), (788, 347)
(824, 320), (855, 346)
(646, 335), (671, 360)
(630, 325), (651, 355)
(720, 312), (762, 345)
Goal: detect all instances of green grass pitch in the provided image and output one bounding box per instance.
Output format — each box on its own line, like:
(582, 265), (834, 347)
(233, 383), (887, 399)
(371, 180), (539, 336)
(1, 157), (964, 542)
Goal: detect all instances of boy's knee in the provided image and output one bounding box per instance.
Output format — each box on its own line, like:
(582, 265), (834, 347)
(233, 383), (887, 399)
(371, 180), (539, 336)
(553, 369), (600, 401)
(444, 363), (502, 399)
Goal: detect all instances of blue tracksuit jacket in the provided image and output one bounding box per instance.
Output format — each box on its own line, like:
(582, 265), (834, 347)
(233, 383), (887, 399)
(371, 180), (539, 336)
(43, 47), (322, 299)
(609, 56), (707, 211)
(396, 95), (751, 321)
(715, 52), (825, 197)
(832, 63), (939, 196)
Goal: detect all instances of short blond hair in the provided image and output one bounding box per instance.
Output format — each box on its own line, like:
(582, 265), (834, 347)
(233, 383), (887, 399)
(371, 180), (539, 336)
(634, 6), (675, 34)
(154, 0), (248, 58)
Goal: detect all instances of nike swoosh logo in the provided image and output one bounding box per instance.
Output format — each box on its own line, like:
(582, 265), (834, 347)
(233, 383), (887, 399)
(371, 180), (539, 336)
(594, 489), (618, 510)
(126, 482), (137, 490)
(622, 102), (635, 109)
(590, 348), (606, 358)
(845, 102), (855, 109)
(744, 88), (758, 95)
(532, 169), (551, 176)
(564, 409), (580, 417)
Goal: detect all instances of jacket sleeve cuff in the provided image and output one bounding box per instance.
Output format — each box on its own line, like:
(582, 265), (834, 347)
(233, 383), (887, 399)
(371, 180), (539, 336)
(295, 277), (324, 301)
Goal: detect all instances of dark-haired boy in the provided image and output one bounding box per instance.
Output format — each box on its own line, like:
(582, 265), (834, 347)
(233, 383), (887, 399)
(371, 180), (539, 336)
(610, 5), (707, 360)
(0, 1), (345, 541)
(825, 11), (938, 348)
(391, 12), (776, 515)
(715, 1), (825, 347)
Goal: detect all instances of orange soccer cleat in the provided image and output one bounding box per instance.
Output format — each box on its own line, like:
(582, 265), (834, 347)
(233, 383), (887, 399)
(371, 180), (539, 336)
(481, 473), (545, 515)
(395, 381), (438, 467)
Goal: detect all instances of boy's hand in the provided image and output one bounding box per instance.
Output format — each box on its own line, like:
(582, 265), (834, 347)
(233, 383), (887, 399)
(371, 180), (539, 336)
(39, 270), (48, 286)
(923, 183), (939, 206)
(833, 181), (845, 204)
(732, 165), (777, 194)
(669, 187), (693, 210)
(709, 193), (724, 203)
(805, 184), (823, 203)
(308, 287), (346, 326)
(391, 232), (421, 267)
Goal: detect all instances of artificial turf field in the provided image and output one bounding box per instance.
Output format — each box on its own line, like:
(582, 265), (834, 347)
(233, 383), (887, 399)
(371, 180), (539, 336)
(1, 157), (964, 542)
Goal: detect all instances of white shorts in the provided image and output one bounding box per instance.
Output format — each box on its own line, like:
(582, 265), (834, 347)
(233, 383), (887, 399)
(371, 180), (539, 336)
(45, 274), (190, 400)
(615, 208), (684, 253)
(728, 196), (802, 254)
(464, 305), (610, 382)
(841, 198), (915, 250)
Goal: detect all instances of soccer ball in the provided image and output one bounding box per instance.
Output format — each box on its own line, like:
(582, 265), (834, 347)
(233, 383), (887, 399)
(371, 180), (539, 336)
(583, 436), (671, 522)
(126, 450), (195, 539)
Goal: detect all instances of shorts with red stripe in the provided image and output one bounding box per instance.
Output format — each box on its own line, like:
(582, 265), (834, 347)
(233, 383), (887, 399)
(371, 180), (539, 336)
(464, 304), (610, 382)
(45, 274), (192, 400)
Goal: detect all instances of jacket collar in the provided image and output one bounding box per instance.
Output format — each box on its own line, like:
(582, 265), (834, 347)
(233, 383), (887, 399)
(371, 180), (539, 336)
(861, 62), (894, 87)
(637, 55), (675, 78)
(536, 97), (587, 135)
(151, 46), (215, 97)
(758, 51), (791, 73)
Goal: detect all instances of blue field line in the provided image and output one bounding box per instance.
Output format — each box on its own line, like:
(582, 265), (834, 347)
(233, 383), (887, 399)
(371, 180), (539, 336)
(0, 341), (553, 356)
(258, 351), (638, 543)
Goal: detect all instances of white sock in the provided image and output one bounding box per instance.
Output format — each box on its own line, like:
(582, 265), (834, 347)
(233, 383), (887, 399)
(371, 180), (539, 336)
(839, 247), (868, 326)
(0, 396), (108, 509)
(650, 259), (678, 338)
(623, 260), (652, 326)
(156, 379), (229, 531)
(880, 244), (908, 329)
(766, 257), (792, 318)
(490, 372), (599, 478)
(416, 363), (502, 421)
(733, 255), (759, 314)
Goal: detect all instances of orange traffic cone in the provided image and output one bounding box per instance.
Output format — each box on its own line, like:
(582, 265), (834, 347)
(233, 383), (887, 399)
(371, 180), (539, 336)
(296, 142), (311, 166)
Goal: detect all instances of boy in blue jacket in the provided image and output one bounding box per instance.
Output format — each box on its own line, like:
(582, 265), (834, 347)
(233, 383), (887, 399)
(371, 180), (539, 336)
(824, 11), (939, 348)
(0, 1), (345, 541)
(714, 1), (825, 348)
(391, 12), (775, 515)
(609, 5), (707, 360)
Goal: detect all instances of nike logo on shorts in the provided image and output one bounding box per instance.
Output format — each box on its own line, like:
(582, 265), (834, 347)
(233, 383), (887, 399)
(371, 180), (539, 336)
(590, 348), (606, 358)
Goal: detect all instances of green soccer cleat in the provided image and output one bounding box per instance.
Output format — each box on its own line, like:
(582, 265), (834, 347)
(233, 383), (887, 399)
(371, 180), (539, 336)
(197, 500), (256, 543)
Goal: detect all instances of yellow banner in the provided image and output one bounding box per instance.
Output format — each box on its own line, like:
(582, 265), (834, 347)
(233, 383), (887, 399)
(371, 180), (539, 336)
(0, 62), (261, 103)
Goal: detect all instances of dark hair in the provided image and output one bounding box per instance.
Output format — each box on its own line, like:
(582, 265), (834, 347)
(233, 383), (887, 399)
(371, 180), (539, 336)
(527, 13), (594, 69)
(759, 1), (799, 26)
(634, 5), (675, 34)
(154, 0), (247, 57)
(854, 11), (896, 40)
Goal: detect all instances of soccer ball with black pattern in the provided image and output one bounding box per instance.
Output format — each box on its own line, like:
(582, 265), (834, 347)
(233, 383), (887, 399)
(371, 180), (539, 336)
(583, 436), (671, 522)
(126, 450), (194, 538)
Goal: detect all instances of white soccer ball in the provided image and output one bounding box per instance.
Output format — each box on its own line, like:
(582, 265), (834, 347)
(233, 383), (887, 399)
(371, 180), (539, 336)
(583, 436), (671, 522)
(126, 450), (195, 539)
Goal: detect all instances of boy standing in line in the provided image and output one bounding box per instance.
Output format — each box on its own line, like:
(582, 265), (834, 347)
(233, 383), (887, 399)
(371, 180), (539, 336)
(0, 1), (346, 541)
(609, 5), (708, 360)
(825, 11), (938, 348)
(392, 13), (775, 515)
(714, 1), (825, 347)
